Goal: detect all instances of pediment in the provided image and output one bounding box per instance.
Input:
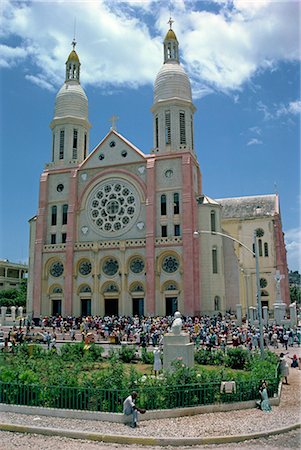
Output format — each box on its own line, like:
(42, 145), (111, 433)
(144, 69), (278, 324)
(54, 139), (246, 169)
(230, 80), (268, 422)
(81, 130), (146, 169)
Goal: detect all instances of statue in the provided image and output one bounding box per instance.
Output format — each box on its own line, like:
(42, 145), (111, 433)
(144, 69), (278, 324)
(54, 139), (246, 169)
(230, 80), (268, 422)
(171, 311), (182, 335)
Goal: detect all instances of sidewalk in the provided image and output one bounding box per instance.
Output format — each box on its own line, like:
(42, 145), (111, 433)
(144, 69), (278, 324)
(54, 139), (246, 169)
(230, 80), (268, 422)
(0, 347), (300, 446)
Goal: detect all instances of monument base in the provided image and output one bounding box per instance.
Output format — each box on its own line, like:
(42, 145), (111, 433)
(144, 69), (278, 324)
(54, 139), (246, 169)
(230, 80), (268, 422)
(163, 332), (194, 371)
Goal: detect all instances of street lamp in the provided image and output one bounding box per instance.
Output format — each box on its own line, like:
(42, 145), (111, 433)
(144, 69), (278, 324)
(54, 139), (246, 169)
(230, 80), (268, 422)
(193, 229), (265, 358)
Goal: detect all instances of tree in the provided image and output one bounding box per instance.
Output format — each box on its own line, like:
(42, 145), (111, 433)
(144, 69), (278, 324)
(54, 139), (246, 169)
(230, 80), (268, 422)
(0, 280), (27, 308)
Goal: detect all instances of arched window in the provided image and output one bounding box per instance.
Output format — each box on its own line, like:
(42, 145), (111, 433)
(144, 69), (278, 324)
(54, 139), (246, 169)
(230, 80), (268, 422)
(51, 206), (57, 226)
(210, 210), (216, 232)
(214, 296), (220, 311)
(161, 194), (166, 215)
(165, 110), (171, 144)
(264, 242), (269, 257)
(72, 129), (78, 159)
(212, 247), (218, 274)
(62, 204), (68, 225)
(174, 193), (179, 214)
(179, 111), (186, 145)
(59, 129), (64, 159)
(258, 239), (263, 257)
(155, 116), (159, 148)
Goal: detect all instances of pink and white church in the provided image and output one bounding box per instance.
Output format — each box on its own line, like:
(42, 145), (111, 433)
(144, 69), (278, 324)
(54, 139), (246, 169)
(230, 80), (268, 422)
(26, 25), (289, 320)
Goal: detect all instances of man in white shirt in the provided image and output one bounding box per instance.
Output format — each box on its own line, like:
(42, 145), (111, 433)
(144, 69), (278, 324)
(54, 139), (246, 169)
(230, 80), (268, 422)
(123, 391), (145, 428)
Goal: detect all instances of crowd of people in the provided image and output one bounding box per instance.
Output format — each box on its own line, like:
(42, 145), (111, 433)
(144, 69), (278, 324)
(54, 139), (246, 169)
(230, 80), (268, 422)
(3, 313), (301, 354)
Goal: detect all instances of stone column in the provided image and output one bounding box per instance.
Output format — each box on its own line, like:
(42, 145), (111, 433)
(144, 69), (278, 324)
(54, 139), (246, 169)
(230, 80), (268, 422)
(18, 306), (23, 318)
(262, 306), (268, 326)
(289, 302), (297, 327)
(249, 306), (256, 325)
(1, 306), (7, 324)
(236, 304), (242, 326)
(11, 306), (16, 321)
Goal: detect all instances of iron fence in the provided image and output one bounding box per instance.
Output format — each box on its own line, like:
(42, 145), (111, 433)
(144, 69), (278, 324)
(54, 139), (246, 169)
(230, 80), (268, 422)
(0, 377), (279, 412)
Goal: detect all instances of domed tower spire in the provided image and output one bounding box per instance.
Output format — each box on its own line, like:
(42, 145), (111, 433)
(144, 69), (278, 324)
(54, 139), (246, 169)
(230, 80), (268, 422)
(164, 17), (179, 63)
(151, 21), (196, 155)
(49, 40), (91, 167)
(65, 38), (80, 82)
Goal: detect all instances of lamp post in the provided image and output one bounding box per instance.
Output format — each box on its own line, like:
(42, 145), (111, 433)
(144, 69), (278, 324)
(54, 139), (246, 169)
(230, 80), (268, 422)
(193, 229), (265, 358)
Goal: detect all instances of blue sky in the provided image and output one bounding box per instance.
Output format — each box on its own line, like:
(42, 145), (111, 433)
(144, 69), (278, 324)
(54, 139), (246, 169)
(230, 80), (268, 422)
(0, 0), (300, 271)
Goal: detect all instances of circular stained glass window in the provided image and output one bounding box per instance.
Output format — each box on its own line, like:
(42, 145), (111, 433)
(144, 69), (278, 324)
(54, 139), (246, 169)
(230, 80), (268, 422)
(260, 278), (268, 288)
(79, 261), (92, 276)
(255, 228), (264, 237)
(57, 184), (64, 192)
(130, 258), (145, 274)
(162, 255), (179, 273)
(87, 179), (139, 236)
(99, 153), (105, 160)
(50, 262), (64, 277)
(109, 141), (116, 147)
(103, 258), (119, 276)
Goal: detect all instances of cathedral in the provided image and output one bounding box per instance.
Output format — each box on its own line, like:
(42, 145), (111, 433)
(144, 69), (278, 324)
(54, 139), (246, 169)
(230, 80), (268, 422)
(26, 24), (289, 320)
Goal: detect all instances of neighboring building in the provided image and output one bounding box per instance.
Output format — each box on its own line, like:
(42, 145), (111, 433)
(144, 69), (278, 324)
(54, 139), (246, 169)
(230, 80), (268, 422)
(26, 25), (289, 319)
(0, 259), (28, 291)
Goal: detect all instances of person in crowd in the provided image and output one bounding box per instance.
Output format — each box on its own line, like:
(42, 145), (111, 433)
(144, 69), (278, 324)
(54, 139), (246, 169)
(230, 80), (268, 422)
(290, 354), (298, 368)
(279, 352), (290, 384)
(153, 346), (162, 376)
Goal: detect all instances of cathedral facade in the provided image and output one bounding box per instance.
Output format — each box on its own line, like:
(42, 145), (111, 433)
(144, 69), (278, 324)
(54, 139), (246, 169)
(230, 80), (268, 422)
(27, 27), (289, 320)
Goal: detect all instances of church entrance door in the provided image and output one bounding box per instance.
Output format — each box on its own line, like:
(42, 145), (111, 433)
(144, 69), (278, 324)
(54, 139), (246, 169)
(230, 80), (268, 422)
(52, 299), (61, 316)
(165, 297), (178, 316)
(105, 298), (118, 316)
(133, 298), (144, 316)
(81, 299), (91, 317)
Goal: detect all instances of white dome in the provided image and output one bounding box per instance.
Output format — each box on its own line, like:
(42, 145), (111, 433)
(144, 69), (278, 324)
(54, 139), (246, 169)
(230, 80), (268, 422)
(154, 62), (192, 104)
(54, 80), (88, 120)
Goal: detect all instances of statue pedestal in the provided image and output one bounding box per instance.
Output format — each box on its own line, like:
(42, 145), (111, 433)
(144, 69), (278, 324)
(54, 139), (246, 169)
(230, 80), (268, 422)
(163, 332), (194, 371)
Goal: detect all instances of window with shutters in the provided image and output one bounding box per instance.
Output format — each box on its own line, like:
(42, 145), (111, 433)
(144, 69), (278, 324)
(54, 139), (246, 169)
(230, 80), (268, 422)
(165, 110), (171, 144)
(155, 116), (159, 148)
(59, 130), (65, 159)
(179, 111), (186, 145)
(72, 129), (78, 159)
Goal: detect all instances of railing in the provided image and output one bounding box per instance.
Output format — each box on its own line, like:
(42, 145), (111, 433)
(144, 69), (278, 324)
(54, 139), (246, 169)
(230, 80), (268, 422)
(0, 378), (279, 413)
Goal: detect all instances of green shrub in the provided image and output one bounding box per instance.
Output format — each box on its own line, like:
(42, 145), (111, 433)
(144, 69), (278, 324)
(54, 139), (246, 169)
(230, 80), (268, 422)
(195, 349), (225, 366)
(141, 348), (154, 364)
(225, 348), (250, 370)
(118, 345), (136, 363)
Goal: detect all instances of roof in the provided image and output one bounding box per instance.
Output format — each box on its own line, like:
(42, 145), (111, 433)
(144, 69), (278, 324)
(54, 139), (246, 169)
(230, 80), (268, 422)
(197, 194), (220, 206)
(66, 49), (79, 63)
(216, 194), (279, 219)
(164, 29), (178, 41)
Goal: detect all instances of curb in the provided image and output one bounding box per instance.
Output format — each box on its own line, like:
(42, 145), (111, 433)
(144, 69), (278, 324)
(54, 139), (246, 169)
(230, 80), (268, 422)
(0, 422), (300, 446)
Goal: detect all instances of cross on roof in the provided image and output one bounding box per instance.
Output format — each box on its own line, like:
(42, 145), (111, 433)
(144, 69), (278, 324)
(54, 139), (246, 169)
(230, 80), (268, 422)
(109, 114), (119, 131)
(71, 38), (77, 50)
(168, 17), (174, 29)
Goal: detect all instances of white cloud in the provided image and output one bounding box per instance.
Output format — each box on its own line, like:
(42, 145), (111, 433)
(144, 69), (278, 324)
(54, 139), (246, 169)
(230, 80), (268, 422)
(25, 74), (55, 92)
(249, 126), (261, 135)
(285, 227), (301, 272)
(247, 138), (263, 146)
(0, 0), (299, 95)
(0, 44), (27, 68)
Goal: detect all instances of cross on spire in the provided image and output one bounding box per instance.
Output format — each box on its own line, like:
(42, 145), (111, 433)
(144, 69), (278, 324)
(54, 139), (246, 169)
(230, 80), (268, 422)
(109, 114), (119, 131)
(168, 16), (174, 29)
(71, 38), (77, 50)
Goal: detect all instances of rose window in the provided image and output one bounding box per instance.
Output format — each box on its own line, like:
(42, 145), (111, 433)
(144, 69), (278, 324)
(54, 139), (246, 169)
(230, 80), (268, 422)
(50, 261), (64, 277)
(130, 258), (145, 274)
(79, 261), (92, 276)
(88, 180), (139, 235)
(162, 255), (179, 273)
(103, 258), (119, 276)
